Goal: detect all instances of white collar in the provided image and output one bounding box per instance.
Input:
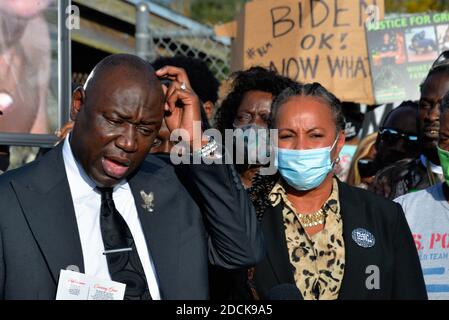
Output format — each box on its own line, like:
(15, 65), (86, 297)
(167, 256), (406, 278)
(62, 136), (129, 200)
(420, 154), (443, 175)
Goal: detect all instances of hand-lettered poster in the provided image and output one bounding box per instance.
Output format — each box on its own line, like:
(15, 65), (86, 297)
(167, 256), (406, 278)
(231, 0), (385, 105)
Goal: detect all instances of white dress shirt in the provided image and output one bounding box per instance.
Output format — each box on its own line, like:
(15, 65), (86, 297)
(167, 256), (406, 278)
(62, 137), (161, 299)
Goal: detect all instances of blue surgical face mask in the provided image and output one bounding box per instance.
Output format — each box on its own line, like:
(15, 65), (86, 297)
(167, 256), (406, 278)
(275, 137), (339, 191)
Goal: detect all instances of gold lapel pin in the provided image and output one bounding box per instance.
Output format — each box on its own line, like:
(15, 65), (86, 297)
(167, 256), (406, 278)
(140, 190), (154, 213)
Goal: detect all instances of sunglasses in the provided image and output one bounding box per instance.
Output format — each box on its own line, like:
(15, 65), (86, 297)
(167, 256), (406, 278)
(431, 51), (449, 71)
(379, 128), (418, 145)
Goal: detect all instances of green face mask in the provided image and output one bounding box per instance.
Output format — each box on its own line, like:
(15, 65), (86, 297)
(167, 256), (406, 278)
(437, 146), (449, 186)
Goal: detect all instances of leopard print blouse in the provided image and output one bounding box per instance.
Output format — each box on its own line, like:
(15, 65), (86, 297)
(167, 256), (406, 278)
(269, 178), (345, 300)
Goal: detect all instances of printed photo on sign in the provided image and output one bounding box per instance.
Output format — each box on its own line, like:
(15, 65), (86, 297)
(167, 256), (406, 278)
(367, 28), (408, 103)
(366, 12), (449, 104)
(369, 30), (406, 67)
(405, 26), (438, 62)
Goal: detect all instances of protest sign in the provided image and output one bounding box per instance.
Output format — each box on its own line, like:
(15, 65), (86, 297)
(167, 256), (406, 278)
(366, 12), (449, 104)
(230, 0), (384, 104)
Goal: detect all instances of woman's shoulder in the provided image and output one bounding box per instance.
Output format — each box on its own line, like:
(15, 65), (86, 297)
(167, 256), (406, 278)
(337, 180), (403, 226)
(338, 180), (400, 208)
(337, 182), (407, 240)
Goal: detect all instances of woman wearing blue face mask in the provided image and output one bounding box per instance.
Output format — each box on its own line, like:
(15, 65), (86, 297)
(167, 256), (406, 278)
(238, 82), (427, 300)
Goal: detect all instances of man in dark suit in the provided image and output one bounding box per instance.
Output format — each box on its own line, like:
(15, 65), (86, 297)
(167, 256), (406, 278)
(0, 54), (263, 299)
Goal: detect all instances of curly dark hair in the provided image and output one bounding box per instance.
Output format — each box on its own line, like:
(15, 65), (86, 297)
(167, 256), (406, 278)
(214, 66), (298, 135)
(152, 55), (220, 104)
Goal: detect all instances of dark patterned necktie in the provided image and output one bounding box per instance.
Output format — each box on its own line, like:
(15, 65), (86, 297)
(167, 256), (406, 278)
(97, 187), (152, 300)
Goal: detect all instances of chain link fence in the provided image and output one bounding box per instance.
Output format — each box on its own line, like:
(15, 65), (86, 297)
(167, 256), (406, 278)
(150, 29), (231, 81)
(72, 31), (231, 83)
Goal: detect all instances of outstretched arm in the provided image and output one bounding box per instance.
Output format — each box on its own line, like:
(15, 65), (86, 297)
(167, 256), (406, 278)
(187, 162), (265, 269)
(156, 65), (264, 269)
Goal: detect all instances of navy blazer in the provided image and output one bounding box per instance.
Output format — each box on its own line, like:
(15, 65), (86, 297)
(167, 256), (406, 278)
(0, 143), (264, 299)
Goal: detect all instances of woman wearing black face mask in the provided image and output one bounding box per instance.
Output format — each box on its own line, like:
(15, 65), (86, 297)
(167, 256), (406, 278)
(215, 67), (296, 188)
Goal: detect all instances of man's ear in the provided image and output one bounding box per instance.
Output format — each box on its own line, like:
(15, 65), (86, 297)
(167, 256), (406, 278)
(70, 87), (85, 121)
(203, 101), (215, 120)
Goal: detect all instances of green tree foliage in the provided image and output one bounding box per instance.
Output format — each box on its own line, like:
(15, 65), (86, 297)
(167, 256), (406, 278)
(190, 0), (247, 26)
(187, 0), (448, 26)
(386, 0), (447, 13)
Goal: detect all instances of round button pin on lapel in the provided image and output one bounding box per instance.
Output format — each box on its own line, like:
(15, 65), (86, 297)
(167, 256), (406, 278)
(351, 228), (375, 248)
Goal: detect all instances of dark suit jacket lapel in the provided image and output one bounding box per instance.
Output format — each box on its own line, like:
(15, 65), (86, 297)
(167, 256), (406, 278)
(128, 160), (180, 299)
(338, 181), (373, 299)
(10, 143), (84, 284)
(262, 204), (295, 286)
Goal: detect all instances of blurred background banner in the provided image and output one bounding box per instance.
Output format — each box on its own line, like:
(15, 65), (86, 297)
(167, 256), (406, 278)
(367, 11), (449, 104)
(222, 0), (385, 105)
(0, 0), (70, 146)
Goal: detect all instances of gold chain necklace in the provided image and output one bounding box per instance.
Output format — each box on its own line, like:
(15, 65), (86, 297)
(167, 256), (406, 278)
(297, 208), (325, 228)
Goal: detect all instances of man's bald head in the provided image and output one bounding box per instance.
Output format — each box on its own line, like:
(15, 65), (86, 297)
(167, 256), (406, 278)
(83, 53), (161, 96)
